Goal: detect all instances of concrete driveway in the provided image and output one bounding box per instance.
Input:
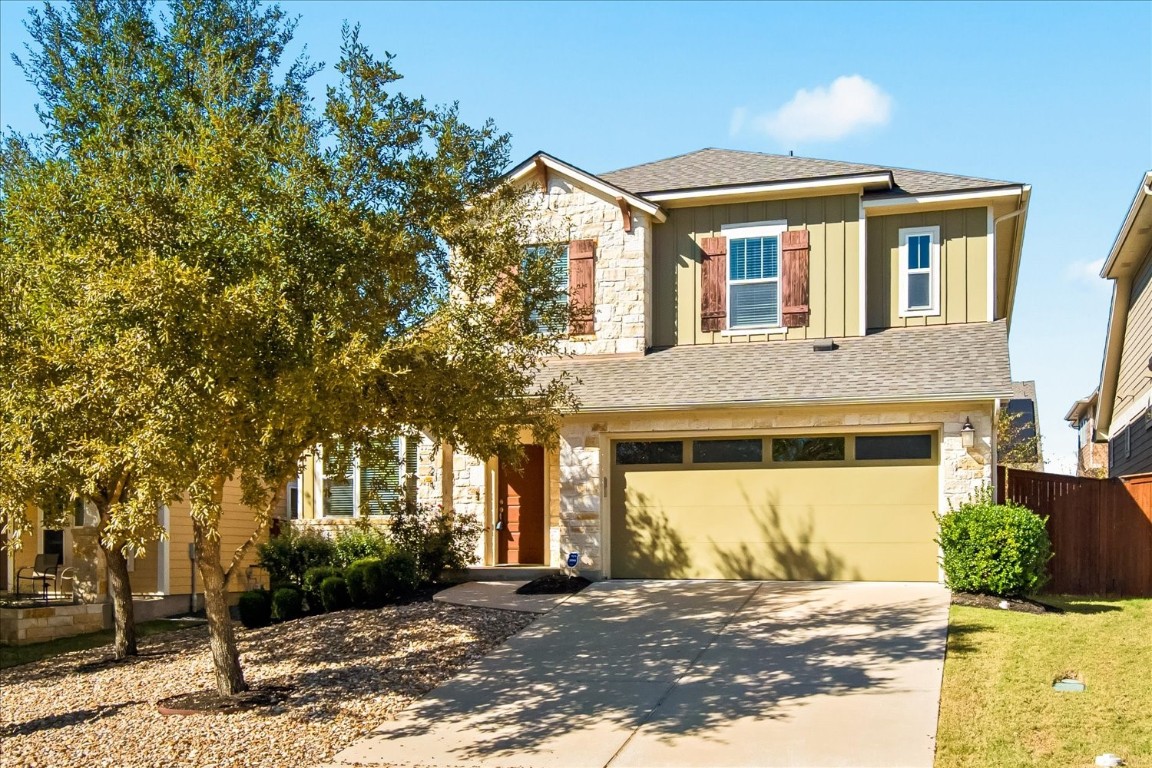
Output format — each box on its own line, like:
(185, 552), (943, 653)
(324, 581), (950, 768)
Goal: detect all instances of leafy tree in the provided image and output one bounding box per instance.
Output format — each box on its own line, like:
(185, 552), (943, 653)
(997, 407), (1042, 470)
(2, 0), (571, 696)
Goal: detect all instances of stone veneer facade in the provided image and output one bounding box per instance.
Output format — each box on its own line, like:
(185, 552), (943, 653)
(525, 176), (653, 355)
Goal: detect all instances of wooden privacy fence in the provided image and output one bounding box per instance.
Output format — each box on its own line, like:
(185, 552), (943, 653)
(997, 467), (1152, 596)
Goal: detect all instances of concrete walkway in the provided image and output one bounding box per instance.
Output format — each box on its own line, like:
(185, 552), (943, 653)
(433, 580), (575, 614)
(324, 581), (950, 768)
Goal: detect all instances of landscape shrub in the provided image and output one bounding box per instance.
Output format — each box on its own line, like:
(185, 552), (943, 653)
(256, 528), (337, 586)
(333, 524), (392, 567)
(937, 488), (1052, 597)
(271, 586), (304, 622)
(237, 589), (273, 629)
(302, 565), (343, 612)
(389, 502), (481, 583)
(345, 557), (386, 608)
(319, 576), (351, 612)
(379, 549), (421, 601)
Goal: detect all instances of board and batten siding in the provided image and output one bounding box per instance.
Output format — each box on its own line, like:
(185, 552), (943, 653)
(866, 207), (990, 330)
(652, 194), (861, 347)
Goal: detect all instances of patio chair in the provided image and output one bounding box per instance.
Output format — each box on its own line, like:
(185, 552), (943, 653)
(16, 553), (62, 600)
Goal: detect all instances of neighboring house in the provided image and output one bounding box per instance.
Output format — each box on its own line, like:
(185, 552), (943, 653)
(1003, 380), (1044, 471)
(294, 147), (1031, 584)
(1065, 390), (1108, 476)
(1091, 170), (1152, 477)
(2, 481), (266, 615)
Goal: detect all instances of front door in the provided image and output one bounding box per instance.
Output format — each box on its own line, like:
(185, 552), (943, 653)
(497, 445), (546, 564)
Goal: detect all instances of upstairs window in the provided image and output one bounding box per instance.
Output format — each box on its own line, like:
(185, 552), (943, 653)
(724, 222), (786, 329)
(524, 244), (570, 334)
(899, 226), (940, 316)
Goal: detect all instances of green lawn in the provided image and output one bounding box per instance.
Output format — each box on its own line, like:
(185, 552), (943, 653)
(0, 618), (206, 669)
(936, 597), (1152, 768)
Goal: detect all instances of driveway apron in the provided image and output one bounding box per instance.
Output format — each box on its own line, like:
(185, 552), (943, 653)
(324, 580), (950, 768)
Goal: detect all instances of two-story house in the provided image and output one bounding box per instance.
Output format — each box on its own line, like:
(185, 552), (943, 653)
(1065, 390), (1108, 477)
(1085, 170), (1152, 477)
(289, 148), (1030, 584)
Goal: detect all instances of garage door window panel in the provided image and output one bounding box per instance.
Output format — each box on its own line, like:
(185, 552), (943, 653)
(692, 439), (763, 464)
(772, 437), (846, 463)
(615, 440), (684, 465)
(855, 434), (934, 461)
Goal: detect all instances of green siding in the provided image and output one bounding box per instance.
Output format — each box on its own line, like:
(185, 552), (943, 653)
(652, 194), (861, 346)
(866, 207), (989, 330)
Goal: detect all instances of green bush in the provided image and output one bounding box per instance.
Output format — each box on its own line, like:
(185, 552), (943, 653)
(380, 549), (421, 601)
(345, 557), (386, 608)
(319, 576), (351, 612)
(256, 528), (337, 586)
(389, 502), (481, 583)
(271, 586), (304, 622)
(937, 488), (1052, 597)
(333, 524), (392, 567)
(237, 589), (272, 629)
(302, 565), (343, 613)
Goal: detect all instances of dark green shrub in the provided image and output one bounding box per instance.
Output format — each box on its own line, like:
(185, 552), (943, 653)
(237, 589), (272, 629)
(302, 566), (343, 612)
(937, 488), (1052, 597)
(389, 502), (482, 583)
(256, 528), (337, 586)
(345, 557), (386, 608)
(333, 525), (392, 567)
(380, 549), (421, 601)
(319, 576), (351, 612)
(271, 586), (304, 622)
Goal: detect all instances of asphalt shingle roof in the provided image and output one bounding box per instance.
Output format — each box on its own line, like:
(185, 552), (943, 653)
(599, 148), (1019, 197)
(540, 321), (1013, 412)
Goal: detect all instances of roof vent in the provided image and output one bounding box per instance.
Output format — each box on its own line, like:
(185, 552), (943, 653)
(813, 340), (838, 352)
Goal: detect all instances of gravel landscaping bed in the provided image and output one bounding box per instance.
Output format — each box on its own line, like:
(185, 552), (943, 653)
(0, 602), (534, 768)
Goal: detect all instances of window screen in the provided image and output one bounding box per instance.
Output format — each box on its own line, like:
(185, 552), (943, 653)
(855, 434), (933, 461)
(693, 439), (763, 464)
(729, 236), (780, 327)
(772, 437), (845, 462)
(615, 440), (684, 465)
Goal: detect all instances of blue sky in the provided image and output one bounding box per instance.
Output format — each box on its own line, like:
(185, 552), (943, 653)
(2, 1), (1150, 465)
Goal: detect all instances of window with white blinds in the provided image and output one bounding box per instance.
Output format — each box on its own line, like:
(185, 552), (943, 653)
(723, 222), (786, 329)
(322, 436), (418, 517)
(525, 244), (569, 333)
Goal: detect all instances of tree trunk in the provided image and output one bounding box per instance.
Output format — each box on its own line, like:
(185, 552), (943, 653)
(194, 518), (248, 696)
(103, 543), (138, 658)
(97, 506), (137, 660)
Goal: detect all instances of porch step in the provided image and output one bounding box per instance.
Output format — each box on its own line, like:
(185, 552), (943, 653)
(453, 566), (559, 582)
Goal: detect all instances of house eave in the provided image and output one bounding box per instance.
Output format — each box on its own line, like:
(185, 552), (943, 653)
(505, 151), (667, 223)
(567, 391), (1012, 415)
(641, 172), (895, 206)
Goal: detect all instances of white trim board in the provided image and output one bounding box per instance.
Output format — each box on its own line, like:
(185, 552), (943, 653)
(646, 173), (893, 204)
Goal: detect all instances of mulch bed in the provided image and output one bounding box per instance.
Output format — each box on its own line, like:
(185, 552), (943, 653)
(157, 685), (295, 715)
(515, 574), (592, 595)
(950, 591), (1063, 614)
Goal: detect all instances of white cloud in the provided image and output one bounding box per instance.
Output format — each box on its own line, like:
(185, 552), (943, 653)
(732, 75), (893, 144)
(1064, 258), (1107, 287)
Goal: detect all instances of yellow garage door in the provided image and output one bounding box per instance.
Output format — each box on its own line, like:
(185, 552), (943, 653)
(610, 434), (940, 582)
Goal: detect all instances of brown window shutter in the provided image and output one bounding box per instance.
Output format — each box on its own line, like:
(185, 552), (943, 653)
(780, 229), (810, 328)
(569, 239), (596, 336)
(699, 236), (727, 333)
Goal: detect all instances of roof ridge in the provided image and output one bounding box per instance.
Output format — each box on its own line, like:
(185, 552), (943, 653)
(599, 147), (715, 176)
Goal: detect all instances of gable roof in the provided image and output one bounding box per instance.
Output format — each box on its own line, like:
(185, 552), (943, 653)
(599, 148), (1020, 198)
(505, 151), (666, 222)
(539, 321), (1012, 413)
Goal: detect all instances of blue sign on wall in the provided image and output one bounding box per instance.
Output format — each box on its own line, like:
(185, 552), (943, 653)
(566, 552), (580, 568)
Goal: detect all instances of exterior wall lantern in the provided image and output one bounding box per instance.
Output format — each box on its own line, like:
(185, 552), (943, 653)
(961, 417), (976, 448)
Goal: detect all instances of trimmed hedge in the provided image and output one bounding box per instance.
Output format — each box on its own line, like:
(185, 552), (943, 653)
(379, 550), (420, 600)
(937, 490), (1051, 597)
(238, 589), (273, 628)
(271, 586), (304, 622)
(319, 576), (350, 612)
(345, 558), (385, 608)
(302, 566), (343, 613)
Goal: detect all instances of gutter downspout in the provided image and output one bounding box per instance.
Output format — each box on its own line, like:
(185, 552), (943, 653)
(991, 398), (1001, 497)
(995, 191), (1031, 331)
